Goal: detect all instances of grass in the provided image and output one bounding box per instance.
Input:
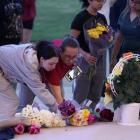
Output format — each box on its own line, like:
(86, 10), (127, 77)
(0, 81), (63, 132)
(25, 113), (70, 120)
(32, 0), (81, 41)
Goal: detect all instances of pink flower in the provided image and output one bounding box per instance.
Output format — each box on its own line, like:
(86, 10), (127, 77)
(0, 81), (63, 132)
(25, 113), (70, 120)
(88, 114), (96, 124)
(14, 123), (25, 135)
(28, 125), (41, 134)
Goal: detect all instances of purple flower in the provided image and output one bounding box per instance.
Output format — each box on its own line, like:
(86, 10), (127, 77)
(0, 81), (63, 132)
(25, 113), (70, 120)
(58, 100), (76, 117)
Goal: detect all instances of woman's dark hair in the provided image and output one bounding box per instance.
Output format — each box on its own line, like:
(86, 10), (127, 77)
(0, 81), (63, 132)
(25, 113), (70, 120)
(61, 35), (79, 52)
(79, 0), (89, 8)
(36, 40), (58, 61)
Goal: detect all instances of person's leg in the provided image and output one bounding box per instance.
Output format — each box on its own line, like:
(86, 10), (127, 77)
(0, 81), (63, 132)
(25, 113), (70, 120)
(21, 20), (34, 43)
(73, 56), (91, 104)
(73, 73), (91, 104)
(22, 28), (32, 43)
(88, 56), (104, 110)
(17, 83), (35, 112)
(0, 71), (19, 119)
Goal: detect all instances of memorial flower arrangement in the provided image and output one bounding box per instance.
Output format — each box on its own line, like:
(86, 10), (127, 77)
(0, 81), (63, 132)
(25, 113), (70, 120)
(14, 123), (41, 135)
(19, 105), (66, 127)
(87, 23), (113, 42)
(94, 108), (114, 122)
(58, 100), (96, 126)
(69, 109), (95, 126)
(58, 100), (76, 118)
(84, 19), (113, 80)
(104, 53), (140, 110)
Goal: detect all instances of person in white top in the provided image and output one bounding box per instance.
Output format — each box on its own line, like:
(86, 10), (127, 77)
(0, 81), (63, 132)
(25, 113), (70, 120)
(0, 41), (59, 119)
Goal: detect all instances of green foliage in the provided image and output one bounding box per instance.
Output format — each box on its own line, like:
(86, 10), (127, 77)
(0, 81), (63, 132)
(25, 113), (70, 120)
(113, 59), (140, 109)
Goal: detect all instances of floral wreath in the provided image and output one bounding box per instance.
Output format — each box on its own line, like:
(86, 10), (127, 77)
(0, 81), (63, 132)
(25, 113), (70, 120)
(108, 52), (140, 96)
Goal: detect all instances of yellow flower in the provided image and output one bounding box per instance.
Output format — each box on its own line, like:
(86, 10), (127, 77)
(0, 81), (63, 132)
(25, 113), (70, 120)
(113, 67), (122, 76)
(87, 29), (100, 39)
(96, 23), (108, 32)
(82, 109), (90, 118)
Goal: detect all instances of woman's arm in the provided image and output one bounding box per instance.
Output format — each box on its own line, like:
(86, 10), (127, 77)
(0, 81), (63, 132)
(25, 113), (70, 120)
(110, 30), (124, 70)
(70, 29), (96, 64)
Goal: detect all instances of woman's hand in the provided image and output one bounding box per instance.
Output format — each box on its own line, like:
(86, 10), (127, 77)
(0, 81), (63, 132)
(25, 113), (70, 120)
(48, 102), (58, 113)
(84, 52), (97, 64)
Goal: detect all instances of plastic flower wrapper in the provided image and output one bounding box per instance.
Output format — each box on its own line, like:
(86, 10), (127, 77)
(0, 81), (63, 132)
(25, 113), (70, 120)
(83, 18), (114, 80)
(58, 100), (76, 118)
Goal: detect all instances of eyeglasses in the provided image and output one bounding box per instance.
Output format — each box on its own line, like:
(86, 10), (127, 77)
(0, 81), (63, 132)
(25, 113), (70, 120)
(64, 55), (77, 61)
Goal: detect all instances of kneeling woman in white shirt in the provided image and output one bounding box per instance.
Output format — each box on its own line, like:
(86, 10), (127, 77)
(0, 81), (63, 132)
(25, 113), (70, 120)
(0, 41), (59, 119)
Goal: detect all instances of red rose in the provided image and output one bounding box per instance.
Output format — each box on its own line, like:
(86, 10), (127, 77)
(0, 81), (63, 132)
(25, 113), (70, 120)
(14, 123), (25, 135)
(100, 109), (114, 121)
(28, 125), (41, 134)
(95, 108), (100, 112)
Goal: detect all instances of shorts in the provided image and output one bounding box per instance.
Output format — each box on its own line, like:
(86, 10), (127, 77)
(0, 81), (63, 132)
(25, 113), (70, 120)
(23, 19), (34, 30)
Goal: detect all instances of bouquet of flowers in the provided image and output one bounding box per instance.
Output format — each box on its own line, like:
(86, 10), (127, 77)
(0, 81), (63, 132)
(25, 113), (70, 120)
(104, 52), (140, 110)
(19, 105), (66, 127)
(83, 17), (113, 79)
(58, 100), (76, 118)
(94, 108), (114, 122)
(69, 109), (95, 126)
(14, 123), (41, 135)
(58, 100), (96, 126)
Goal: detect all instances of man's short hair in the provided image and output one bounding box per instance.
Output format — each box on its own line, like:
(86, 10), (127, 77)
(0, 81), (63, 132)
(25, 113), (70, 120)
(61, 35), (79, 52)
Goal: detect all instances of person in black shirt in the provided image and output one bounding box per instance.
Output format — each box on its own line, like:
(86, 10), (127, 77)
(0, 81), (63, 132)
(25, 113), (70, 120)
(70, 0), (107, 110)
(0, 0), (23, 45)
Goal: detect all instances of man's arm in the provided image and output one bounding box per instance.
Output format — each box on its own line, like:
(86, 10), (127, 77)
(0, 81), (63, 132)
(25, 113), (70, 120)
(48, 83), (64, 104)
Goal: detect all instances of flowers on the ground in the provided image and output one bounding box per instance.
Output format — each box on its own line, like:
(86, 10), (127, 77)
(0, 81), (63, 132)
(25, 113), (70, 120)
(20, 105), (66, 127)
(14, 123), (41, 135)
(58, 100), (76, 118)
(28, 125), (41, 134)
(69, 109), (96, 126)
(14, 123), (25, 135)
(94, 108), (114, 122)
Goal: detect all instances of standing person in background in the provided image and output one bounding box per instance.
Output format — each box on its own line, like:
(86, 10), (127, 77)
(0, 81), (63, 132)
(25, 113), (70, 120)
(70, 0), (107, 110)
(0, 0), (23, 45)
(22, 0), (36, 43)
(0, 41), (58, 119)
(109, 0), (127, 31)
(111, 0), (140, 69)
